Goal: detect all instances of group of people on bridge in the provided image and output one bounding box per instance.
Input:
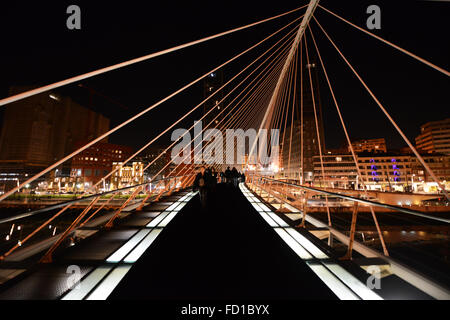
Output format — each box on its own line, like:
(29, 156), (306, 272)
(193, 166), (246, 208)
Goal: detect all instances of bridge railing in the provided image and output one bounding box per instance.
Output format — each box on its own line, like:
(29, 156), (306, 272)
(246, 174), (450, 299)
(247, 174), (450, 259)
(0, 174), (195, 263)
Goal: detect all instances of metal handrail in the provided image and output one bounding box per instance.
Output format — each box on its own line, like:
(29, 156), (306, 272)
(251, 175), (450, 224)
(0, 174), (194, 225)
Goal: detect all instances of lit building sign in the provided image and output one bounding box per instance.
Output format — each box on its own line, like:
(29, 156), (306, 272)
(391, 158), (400, 182)
(370, 159), (378, 182)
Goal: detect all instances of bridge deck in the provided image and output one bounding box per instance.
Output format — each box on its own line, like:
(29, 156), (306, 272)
(0, 184), (341, 299)
(1, 182), (437, 300)
(108, 183), (337, 300)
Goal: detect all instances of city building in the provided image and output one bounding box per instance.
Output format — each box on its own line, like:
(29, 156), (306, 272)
(415, 118), (450, 155)
(110, 162), (144, 190)
(312, 152), (450, 193)
(69, 141), (133, 191)
(202, 71), (227, 172)
(410, 153), (450, 193)
(203, 71), (224, 129)
(349, 138), (387, 153)
(312, 154), (357, 189)
(0, 86), (110, 191)
(280, 59), (325, 182)
(355, 153), (414, 192)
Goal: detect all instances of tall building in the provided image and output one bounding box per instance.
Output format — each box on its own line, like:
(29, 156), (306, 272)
(203, 71), (224, 129)
(281, 56), (325, 182)
(202, 71), (228, 170)
(0, 86), (110, 190)
(0, 87), (109, 168)
(349, 138), (387, 153)
(415, 118), (450, 155)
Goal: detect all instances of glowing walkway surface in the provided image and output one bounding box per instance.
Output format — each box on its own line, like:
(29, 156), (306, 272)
(62, 192), (196, 300)
(0, 190), (196, 300)
(0, 185), (383, 300)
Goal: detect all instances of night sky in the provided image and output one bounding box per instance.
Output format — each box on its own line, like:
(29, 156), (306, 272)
(0, 0), (448, 153)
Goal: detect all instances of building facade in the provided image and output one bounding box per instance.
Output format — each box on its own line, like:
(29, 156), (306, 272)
(0, 87), (110, 191)
(110, 162), (144, 190)
(0, 87), (109, 168)
(312, 152), (450, 193)
(349, 138), (387, 153)
(203, 71), (224, 129)
(415, 118), (450, 155)
(69, 142), (133, 191)
(280, 59), (325, 182)
(312, 154), (357, 188)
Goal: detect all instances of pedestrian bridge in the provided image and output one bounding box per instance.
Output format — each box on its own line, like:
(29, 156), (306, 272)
(0, 0), (449, 301)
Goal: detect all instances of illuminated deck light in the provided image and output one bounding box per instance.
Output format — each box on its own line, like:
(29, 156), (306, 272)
(124, 229), (162, 263)
(106, 229), (151, 263)
(86, 265), (132, 300)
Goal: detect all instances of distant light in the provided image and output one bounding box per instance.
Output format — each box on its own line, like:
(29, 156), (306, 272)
(49, 94), (59, 101)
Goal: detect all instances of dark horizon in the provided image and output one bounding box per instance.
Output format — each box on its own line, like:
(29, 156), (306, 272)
(0, 0), (448, 153)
